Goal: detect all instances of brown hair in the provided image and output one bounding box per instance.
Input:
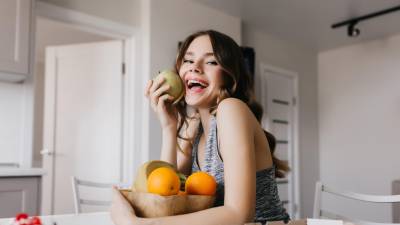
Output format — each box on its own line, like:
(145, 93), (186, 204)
(174, 30), (289, 178)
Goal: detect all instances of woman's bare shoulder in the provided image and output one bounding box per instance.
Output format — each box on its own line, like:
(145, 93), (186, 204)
(216, 98), (254, 121)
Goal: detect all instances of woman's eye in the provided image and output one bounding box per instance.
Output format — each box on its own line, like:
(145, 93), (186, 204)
(183, 59), (193, 64)
(206, 61), (218, 65)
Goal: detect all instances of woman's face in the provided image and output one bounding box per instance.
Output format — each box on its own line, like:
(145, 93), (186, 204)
(179, 35), (224, 108)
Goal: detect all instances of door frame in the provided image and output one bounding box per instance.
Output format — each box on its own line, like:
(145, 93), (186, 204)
(259, 63), (300, 219)
(36, 2), (148, 215)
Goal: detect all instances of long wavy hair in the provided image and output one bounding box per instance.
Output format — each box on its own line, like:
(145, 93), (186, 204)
(174, 30), (289, 178)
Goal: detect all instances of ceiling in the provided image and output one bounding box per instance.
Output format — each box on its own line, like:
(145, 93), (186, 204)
(194, 0), (400, 51)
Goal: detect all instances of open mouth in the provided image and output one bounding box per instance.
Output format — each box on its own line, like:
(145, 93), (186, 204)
(186, 79), (209, 90)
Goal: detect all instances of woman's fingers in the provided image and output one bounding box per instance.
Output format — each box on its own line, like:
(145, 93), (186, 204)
(146, 77), (169, 111)
(157, 94), (174, 110)
(151, 84), (170, 105)
(144, 79), (153, 97)
(149, 76), (165, 94)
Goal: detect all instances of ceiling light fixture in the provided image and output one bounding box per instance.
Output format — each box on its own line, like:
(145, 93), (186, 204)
(347, 22), (360, 37)
(331, 5), (400, 38)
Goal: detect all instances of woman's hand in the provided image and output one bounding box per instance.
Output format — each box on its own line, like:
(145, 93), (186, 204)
(110, 187), (137, 225)
(145, 77), (178, 130)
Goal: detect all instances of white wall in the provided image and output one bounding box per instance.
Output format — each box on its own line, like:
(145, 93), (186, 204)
(147, 0), (242, 160)
(242, 26), (319, 218)
(319, 33), (400, 222)
(0, 83), (25, 165)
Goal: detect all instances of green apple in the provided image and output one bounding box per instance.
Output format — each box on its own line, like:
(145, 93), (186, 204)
(155, 69), (185, 104)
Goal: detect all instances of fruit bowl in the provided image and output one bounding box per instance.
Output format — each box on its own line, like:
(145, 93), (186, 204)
(120, 189), (215, 218)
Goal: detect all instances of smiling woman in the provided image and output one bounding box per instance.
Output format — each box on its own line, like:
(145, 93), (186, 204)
(110, 30), (290, 225)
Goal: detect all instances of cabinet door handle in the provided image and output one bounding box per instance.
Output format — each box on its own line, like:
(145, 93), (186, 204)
(40, 148), (53, 156)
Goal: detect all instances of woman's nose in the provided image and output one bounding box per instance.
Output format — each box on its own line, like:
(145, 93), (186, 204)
(189, 62), (203, 74)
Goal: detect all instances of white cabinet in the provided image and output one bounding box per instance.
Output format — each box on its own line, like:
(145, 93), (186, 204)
(0, 0), (33, 82)
(0, 176), (41, 218)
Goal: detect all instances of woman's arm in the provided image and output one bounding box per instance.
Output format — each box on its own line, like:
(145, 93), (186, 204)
(216, 98), (257, 221)
(145, 77), (196, 173)
(176, 117), (199, 175)
(145, 77), (183, 169)
(111, 187), (246, 225)
(160, 126), (178, 166)
(161, 116), (199, 174)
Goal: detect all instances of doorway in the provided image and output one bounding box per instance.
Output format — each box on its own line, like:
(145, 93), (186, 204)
(35, 16), (122, 215)
(259, 63), (300, 219)
(34, 9), (136, 214)
(33, 17), (114, 168)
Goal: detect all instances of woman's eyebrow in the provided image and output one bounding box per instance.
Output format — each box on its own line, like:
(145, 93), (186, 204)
(185, 52), (214, 56)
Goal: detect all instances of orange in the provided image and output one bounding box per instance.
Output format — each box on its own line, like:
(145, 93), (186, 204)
(147, 167), (180, 196)
(185, 171), (217, 196)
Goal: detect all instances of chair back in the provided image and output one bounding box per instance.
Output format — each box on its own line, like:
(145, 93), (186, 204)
(313, 181), (400, 225)
(71, 176), (116, 214)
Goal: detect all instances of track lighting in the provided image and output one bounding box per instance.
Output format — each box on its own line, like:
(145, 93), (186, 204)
(347, 22), (360, 37)
(331, 5), (400, 38)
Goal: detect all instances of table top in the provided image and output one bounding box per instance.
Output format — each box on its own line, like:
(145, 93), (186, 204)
(0, 168), (46, 177)
(0, 213), (357, 225)
(0, 212), (112, 225)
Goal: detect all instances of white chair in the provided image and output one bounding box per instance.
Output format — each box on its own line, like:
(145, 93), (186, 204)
(313, 181), (400, 225)
(71, 176), (116, 214)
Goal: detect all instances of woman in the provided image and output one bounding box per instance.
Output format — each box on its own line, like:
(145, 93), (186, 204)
(111, 30), (290, 225)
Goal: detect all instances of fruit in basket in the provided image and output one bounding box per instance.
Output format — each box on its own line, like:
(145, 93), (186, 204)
(147, 167), (180, 196)
(155, 69), (185, 104)
(133, 160), (176, 192)
(185, 171), (217, 195)
(122, 161), (216, 218)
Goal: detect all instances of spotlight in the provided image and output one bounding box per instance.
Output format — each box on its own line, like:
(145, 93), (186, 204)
(331, 5), (400, 38)
(347, 22), (360, 37)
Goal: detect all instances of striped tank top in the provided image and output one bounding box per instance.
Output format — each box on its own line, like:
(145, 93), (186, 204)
(191, 115), (290, 223)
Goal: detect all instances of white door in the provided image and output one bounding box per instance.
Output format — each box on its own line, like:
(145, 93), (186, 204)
(259, 64), (300, 219)
(41, 41), (125, 215)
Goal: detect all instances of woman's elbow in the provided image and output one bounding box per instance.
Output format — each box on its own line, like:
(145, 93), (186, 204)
(225, 205), (255, 223)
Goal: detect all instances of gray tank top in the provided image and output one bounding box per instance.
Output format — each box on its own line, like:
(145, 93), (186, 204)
(191, 115), (290, 223)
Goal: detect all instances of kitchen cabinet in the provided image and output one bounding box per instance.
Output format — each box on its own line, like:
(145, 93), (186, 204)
(0, 0), (35, 169)
(0, 0), (34, 82)
(0, 169), (45, 218)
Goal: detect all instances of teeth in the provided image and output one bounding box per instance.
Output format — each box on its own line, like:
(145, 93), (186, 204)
(187, 79), (207, 87)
